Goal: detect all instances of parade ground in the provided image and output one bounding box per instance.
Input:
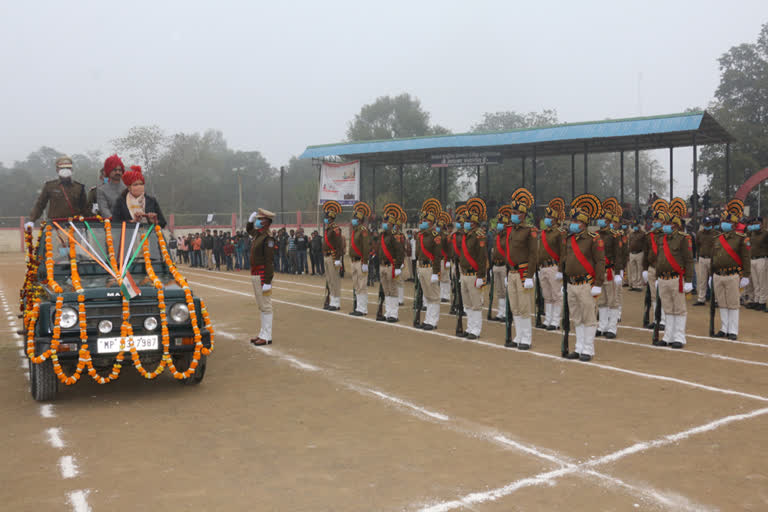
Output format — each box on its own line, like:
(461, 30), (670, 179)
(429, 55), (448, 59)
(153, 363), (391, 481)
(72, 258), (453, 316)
(2, 252), (768, 512)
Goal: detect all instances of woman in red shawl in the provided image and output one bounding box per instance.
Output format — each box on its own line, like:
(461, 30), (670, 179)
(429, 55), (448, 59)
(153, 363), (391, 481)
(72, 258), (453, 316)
(111, 166), (167, 228)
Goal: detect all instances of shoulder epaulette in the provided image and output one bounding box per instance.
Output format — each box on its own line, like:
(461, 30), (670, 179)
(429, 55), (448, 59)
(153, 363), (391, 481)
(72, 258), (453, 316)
(735, 231), (746, 238)
(588, 232), (598, 238)
(476, 228), (486, 238)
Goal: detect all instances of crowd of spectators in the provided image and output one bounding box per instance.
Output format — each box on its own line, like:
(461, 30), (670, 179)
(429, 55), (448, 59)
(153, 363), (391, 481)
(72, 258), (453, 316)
(173, 229), (251, 271)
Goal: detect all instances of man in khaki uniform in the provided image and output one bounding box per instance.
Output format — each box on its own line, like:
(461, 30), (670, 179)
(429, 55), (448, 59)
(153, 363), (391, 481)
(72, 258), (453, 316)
(712, 200), (751, 340)
(694, 216), (716, 306)
(322, 200), (344, 311)
(416, 199), (443, 330)
(503, 188), (538, 349)
(246, 208), (276, 345)
(642, 199), (670, 329)
(437, 212), (453, 303)
(559, 194), (606, 362)
(449, 206), (468, 315)
(746, 217), (767, 311)
(654, 199), (694, 348)
(349, 201), (372, 316)
(395, 215), (409, 305)
(378, 204), (406, 322)
(491, 209), (512, 322)
(628, 221), (646, 290)
(596, 198), (625, 339)
(539, 197), (566, 331)
(27, 156), (88, 227)
(458, 198), (489, 339)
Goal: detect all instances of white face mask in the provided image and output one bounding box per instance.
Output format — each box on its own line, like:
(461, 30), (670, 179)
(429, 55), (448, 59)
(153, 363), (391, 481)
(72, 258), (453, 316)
(58, 168), (72, 179)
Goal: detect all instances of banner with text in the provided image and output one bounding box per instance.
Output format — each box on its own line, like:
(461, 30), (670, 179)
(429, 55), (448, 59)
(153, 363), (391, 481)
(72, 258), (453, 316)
(430, 151), (503, 167)
(319, 160), (360, 206)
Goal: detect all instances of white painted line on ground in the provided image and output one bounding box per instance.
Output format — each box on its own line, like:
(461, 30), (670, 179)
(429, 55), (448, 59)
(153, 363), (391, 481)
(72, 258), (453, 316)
(356, 387), (450, 421)
(16, 339), (23, 348)
(18, 348), (26, 358)
(24, 370), (30, 380)
(67, 490), (92, 512)
(190, 279), (768, 404)
(46, 427), (65, 448)
(59, 455), (79, 478)
(40, 404), (55, 418)
(255, 346), (321, 372)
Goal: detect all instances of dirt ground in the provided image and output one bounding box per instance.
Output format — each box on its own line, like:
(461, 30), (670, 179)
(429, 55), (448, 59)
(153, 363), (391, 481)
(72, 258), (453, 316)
(2, 252), (768, 511)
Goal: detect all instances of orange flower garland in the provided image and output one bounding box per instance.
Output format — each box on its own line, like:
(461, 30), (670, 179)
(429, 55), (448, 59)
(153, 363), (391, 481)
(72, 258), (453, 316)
(26, 225), (64, 364)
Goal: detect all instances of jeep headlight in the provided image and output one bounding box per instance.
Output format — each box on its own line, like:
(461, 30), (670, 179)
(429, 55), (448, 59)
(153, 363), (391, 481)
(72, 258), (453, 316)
(59, 306), (78, 329)
(169, 303), (190, 324)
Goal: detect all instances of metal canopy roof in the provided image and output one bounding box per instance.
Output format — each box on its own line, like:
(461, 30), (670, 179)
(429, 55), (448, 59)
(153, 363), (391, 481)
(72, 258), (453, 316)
(299, 111), (733, 165)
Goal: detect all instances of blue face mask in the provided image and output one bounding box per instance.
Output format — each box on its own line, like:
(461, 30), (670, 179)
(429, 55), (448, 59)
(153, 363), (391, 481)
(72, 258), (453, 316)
(463, 222), (472, 231)
(419, 221), (429, 230)
(103, 177), (109, 184)
(569, 223), (581, 234)
(381, 223), (389, 231)
(510, 214), (521, 224)
(632, 226), (639, 231)
(496, 223), (504, 231)
(597, 219), (607, 228)
(351, 219), (359, 226)
(544, 218), (553, 227)
(254, 219), (263, 229)
(652, 222), (662, 230)
(748, 224), (760, 231)
(621, 224), (627, 230)
(662, 225), (673, 234)
(323, 218), (329, 225)
(455, 222), (462, 230)
(703, 225), (712, 231)
(435, 226), (441, 233)
(720, 222), (732, 232)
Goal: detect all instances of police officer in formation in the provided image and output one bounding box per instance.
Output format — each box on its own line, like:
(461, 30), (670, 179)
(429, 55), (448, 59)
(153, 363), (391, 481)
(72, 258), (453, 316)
(596, 198), (624, 339)
(693, 216), (716, 306)
(322, 200), (344, 311)
(415, 199), (444, 330)
(490, 207), (511, 322)
(457, 198), (489, 339)
(348, 201), (371, 316)
(642, 199), (669, 330)
(378, 203), (406, 322)
(437, 212), (453, 303)
(539, 198), (566, 330)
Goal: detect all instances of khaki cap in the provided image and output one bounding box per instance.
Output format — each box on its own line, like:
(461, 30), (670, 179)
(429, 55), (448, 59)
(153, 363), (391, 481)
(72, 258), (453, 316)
(257, 208), (275, 220)
(56, 155), (73, 168)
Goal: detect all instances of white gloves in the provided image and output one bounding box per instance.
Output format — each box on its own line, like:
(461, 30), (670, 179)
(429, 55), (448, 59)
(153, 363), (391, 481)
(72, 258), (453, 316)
(740, 277), (750, 289)
(523, 278), (534, 289)
(445, 261), (451, 269)
(555, 272), (563, 281)
(91, 203), (99, 214)
(475, 278), (484, 288)
(708, 276), (712, 288)
(642, 270), (648, 283)
(248, 211), (259, 223)
(590, 286), (602, 297)
(504, 277), (508, 287)
(613, 275), (623, 286)
(24, 221), (34, 231)
(262, 283), (272, 292)
(430, 274), (439, 283)
(620, 270), (624, 279)
(683, 282), (694, 293)
(362, 264), (368, 273)
(334, 260), (341, 267)
(394, 268), (402, 277)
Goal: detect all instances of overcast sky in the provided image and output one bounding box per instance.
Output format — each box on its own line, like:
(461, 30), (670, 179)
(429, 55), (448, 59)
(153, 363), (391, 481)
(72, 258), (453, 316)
(1, 0), (764, 197)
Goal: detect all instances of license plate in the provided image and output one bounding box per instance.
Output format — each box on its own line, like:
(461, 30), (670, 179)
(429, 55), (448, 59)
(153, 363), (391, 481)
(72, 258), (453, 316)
(97, 335), (159, 353)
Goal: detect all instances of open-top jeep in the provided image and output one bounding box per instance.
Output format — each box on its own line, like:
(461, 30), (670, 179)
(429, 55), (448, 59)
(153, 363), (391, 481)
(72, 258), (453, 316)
(20, 218), (214, 401)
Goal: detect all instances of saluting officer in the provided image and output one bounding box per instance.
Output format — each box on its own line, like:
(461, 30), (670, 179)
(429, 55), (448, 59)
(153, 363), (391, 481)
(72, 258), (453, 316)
(627, 219), (646, 291)
(458, 198), (489, 339)
(437, 212), (453, 303)
(712, 199), (751, 340)
(504, 188), (538, 349)
(559, 194), (606, 362)
(539, 197), (566, 331)
(596, 198), (624, 339)
(490, 208), (511, 322)
(378, 204), (406, 322)
(693, 216), (716, 306)
(416, 199), (444, 330)
(246, 208), (276, 345)
(643, 199), (670, 330)
(322, 201), (344, 311)
(653, 199), (694, 348)
(349, 201), (372, 316)
(26, 156), (88, 229)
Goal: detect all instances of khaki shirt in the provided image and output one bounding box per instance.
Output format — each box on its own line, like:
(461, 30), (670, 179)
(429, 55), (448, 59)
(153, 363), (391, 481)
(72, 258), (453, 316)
(29, 179), (88, 221)
(696, 229), (716, 258)
(246, 222), (275, 284)
(458, 227), (488, 276)
(322, 222), (344, 257)
(378, 230), (404, 268)
(629, 230), (645, 253)
(348, 225), (371, 261)
(450, 231), (465, 262)
(538, 226), (564, 267)
(712, 231), (751, 277)
(505, 224), (539, 278)
(560, 230), (606, 286)
(643, 228), (663, 269)
(598, 227), (624, 271)
(441, 228), (453, 261)
(750, 229), (767, 258)
(416, 229), (442, 274)
(654, 231), (694, 283)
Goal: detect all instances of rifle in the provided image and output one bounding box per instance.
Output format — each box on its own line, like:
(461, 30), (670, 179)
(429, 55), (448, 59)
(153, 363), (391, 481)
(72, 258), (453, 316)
(651, 283), (662, 345)
(708, 266), (715, 337)
(376, 281), (386, 321)
(486, 267), (494, 320)
(504, 283), (514, 347)
(535, 268), (545, 328)
(324, 282), (330, 309)
(413, 273), (423, 327)
(642, 279), (651, 328)
(352, 288), (357, 313)
(449, 261), (459, 315)
(561, 272), (570, 357)
(455, 270), (465, 336)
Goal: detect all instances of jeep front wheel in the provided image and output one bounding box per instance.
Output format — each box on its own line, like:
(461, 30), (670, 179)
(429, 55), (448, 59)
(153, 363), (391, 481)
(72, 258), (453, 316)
(30, 359), (58, 402)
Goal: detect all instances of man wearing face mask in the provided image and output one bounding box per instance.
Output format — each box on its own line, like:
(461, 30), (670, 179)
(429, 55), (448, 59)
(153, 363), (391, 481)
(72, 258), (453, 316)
(642, 199), (670, 330)
(96, 154), (126, 218)
(27, 156), (88, 228)
(246, 208), (276, 346)
(437, 212), (453, 303)
(415, 199), (443, 330)
(378, 203), (406, 322)
(653, 199), (694, 348)
(693, 217), (716, 306)
(491, 207), (512, 323)
(596, 198), (624, 339)
(628, 220), (645, 291)
(747, 217), (767, 312)
(559, 194), (605, 361)
(449, 205), (468, 315)
(459, 198), (489, 340)
(321, 200), (344, 311)
(503, 189), (538, 349)
(711, 199), (751, 340)
(538, 197), (566, 331)
(348, 202), (372, 316)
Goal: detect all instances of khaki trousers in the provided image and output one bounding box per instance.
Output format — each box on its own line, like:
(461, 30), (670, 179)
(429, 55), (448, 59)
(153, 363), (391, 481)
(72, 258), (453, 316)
(598, 275), (620, 308)
(648, 266), (658, 312)
(628, 252), (643, 288)
(696, 257), (711, 302)
(460, 274), (484, 311)
(250, 276), (273, 313)
(418, 266), (440, 303)
(506, 271), (532, 317)
(539, 264), (562, 304)
(380, 265), (399, 297)
(324, 256), (341, 297)
(753, 258), (767, 303)
(351, 260), (367, 296)
(493, 265), (507, 300)
(714, 273), (740, 309)
(658, 278), (687, 315)
(440, 261), (450, 283)
(204, 248), (213, 268)
(567, 283), (597, 326)
(402, 258), (413, 280)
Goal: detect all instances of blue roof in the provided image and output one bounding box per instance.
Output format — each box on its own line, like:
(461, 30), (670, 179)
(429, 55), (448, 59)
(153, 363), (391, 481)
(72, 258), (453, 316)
(299, 111), (731, 162)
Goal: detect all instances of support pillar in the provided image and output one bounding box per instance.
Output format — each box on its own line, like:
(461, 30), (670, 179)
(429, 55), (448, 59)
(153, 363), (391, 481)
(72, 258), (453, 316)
(669, 147), (674, 200)
(583, 142), (588, 194)
(634, 139), (640, 212)
(571, 154), (575, 199)
(532, 147), (537, 209)
(693, 135), (698, 221)
(372, 165), (376, 213)
(521, 157), (526, 188)
(620, 152), (624, 205)
(399, 164), (404, 207)
(476, 166), (480, 196)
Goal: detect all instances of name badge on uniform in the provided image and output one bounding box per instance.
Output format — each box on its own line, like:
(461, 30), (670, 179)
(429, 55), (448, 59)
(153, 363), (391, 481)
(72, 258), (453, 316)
(267, 240), (274, 248)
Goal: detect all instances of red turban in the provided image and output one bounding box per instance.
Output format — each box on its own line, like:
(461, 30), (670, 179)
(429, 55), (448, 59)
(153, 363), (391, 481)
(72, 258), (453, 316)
(122, 166), (145, 186)
(103, 154), (124, 177)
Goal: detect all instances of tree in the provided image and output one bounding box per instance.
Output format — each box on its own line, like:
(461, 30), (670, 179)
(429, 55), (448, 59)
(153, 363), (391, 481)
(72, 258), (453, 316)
(112, 125), (169, 183)
(697, 22), (768, 208)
